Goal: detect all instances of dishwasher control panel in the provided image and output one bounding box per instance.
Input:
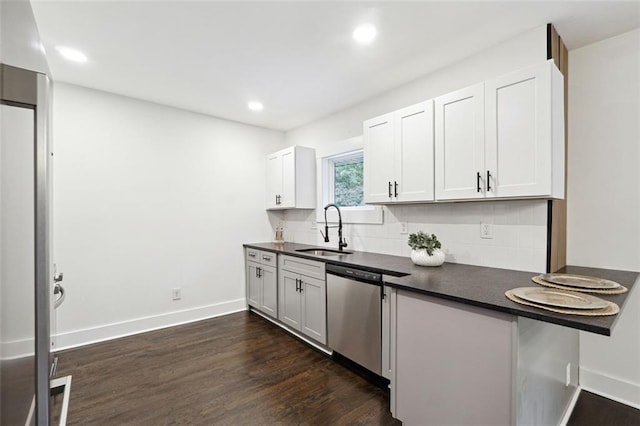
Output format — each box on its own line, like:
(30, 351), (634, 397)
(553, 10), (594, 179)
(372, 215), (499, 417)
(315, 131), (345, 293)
(326, 264), (382, 284)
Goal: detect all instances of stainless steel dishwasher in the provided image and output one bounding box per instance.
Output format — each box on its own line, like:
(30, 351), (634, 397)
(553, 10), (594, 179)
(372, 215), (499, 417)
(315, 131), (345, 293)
(326, 263), (382, 376)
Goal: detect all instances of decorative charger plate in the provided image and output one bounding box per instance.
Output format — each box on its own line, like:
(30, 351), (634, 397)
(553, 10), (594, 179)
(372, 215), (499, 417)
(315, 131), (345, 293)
(511, 287), (608, 310)
(540, 273), (620, 289)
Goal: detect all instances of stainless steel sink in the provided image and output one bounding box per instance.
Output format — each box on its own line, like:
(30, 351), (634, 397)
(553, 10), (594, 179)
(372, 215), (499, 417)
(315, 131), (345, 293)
(295, 248), (353, 256)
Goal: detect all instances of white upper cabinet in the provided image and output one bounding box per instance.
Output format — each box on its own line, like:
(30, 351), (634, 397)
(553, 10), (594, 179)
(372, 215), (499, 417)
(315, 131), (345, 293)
(435, 84), (485, 200)
(395, 102), (435, 202)
(435, 60), (564, 201)
(266, 146), (316, 210)
(485, 60), (564, 199)
(363, 113), (395, 203)
(364, 101), (434, 204)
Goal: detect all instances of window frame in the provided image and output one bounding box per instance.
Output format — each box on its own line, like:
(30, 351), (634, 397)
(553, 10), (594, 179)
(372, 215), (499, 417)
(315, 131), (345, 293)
(315, 136), (383, 225)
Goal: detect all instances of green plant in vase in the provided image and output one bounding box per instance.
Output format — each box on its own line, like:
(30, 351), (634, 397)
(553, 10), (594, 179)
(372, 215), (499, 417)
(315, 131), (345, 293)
(408, 231), (444, 266)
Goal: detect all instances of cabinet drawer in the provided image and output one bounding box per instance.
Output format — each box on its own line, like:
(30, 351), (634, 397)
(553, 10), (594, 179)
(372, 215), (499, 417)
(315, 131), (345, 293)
(279, 255), (325, 280)
(246, 248), (260, 261)
(258, 251), (277, 267)
(245, 248), (277, 267)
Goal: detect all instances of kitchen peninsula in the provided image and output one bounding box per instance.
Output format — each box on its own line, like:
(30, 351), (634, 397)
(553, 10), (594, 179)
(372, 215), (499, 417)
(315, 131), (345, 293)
(244, 242), (638, 425)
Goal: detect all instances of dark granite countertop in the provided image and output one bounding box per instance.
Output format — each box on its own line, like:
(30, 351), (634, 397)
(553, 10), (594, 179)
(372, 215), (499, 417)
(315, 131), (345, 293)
(244, 242), (638, 336)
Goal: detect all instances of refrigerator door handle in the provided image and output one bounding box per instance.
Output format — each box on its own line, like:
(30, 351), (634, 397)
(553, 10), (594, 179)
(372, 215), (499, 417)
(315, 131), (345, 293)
(53, 283), (66, 309)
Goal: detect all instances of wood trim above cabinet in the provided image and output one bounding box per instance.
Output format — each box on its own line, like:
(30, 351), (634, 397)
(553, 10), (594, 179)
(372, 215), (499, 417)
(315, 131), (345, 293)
(546, 23), (568, 272)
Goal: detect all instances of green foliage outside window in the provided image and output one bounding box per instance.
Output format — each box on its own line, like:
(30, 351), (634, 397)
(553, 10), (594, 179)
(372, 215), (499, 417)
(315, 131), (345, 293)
(334, 159), (364, 207)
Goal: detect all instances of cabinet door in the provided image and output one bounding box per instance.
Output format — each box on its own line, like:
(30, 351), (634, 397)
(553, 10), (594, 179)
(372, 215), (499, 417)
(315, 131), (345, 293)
(300, 275), (327, 345)
(395, 290), (514, 425)
(485, 62), (552, 198)
(260, 265), (277, 318)
(266, 152), (282, 209)
(435, 83), (485, 200)
(246, 261), (261, 309)
(364, 113), (395, 203)
(278, 270), (302, 330)
(395, 101), (435, 202)
(279, 148), (296, 208)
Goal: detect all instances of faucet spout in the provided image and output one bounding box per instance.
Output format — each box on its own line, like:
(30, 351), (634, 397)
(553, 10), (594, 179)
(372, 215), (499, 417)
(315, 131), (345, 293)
(322, 203), (348, 251)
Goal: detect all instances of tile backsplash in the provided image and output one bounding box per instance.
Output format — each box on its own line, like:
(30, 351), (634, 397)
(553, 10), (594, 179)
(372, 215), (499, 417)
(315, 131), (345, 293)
(281, 200), (548, 273)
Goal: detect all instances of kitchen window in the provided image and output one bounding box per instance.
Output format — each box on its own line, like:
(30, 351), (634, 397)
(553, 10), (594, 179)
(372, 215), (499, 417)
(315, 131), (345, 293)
(326, 150), (364, 208)
(317, 137), (383, 224)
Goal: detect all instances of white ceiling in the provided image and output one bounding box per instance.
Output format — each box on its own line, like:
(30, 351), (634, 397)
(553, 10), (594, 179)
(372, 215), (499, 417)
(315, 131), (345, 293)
(31, 1), (640, 131)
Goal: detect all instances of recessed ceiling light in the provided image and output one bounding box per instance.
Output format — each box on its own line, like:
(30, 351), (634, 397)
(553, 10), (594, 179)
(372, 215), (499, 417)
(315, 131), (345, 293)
(353, 23), (377, 45)
(56, 46), (88, 63)
(248, 101), (264, 111)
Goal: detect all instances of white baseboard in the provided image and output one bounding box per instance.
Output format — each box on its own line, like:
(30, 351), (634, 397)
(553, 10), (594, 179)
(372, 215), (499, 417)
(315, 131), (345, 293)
(0, 337), (35, 360)
(558, 385), (581, 426)
(580, 366), (640, 409)
(53, 299), (247, 351)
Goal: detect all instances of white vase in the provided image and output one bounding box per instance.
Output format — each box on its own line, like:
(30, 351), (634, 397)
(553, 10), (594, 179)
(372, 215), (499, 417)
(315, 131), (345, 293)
(411, 248), (445, 267)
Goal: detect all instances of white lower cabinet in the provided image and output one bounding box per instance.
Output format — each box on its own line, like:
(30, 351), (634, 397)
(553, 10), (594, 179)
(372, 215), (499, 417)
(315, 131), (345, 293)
(245, 248), (277, 318)
(278, 255), (327, 345)
(392, 290), (515, 424)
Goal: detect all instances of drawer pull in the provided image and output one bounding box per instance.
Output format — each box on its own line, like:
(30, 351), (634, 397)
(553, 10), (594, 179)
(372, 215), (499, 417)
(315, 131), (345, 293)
(249, 252), (256, 258)
(262, 255), (272, 261)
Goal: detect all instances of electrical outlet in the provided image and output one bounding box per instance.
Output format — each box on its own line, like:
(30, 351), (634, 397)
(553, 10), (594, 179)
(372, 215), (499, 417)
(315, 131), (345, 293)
(172, 288), (182, 301)
(565, 363), (571, 387)
(480, 222), (493, 239)
(400, 222), (408, 234)
(310, 221), (317, 230)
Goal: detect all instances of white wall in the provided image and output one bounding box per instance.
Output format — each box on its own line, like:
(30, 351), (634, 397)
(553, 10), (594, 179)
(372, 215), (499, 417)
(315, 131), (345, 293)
(286, 25), (546, 148)
(283, 25), (550, 273)
(567, 29), (640, 408)
(52, 83), (285, 349)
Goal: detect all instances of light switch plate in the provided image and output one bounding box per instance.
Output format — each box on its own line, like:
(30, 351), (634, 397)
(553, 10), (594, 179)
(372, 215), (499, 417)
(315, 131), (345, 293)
(172, 288), (182, 301)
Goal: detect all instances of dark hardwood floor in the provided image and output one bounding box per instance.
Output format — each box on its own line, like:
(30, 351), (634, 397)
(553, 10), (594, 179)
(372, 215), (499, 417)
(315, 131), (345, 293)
(53, 311), (399, 425)
(568, 390), (640, 426)
(53, 310), (640, 425)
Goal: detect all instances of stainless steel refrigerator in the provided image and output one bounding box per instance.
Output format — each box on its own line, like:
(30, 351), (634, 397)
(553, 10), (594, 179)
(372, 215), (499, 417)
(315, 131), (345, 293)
(0, 64), (54, 425)
(0, 1), (69, 424)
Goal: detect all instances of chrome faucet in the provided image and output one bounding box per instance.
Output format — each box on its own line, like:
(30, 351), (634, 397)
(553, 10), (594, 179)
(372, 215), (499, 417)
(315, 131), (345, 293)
(320, 203), (348, 251)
